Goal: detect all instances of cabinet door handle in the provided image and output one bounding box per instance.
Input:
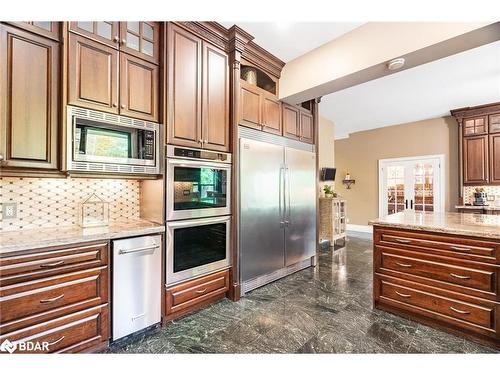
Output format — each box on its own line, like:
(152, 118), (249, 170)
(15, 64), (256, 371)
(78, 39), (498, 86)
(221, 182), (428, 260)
(395, 262), (413, 268)
(112, 103), (118, 108)
(395, 291), (411, 298)
(113, 36), (119, 43)
(121, 38), (127, 46)
(203, 140), (208, 144)
(47, 336), (65, 346)
(39, 260), (65, 268)
(40, 294), (65, 304)
(120, 104), (125, 109)
(450, 246), (471, 252)
(450, 306), (470, 315)
(395, 238), (412, 244)
(449, 273), (471, 280)
(195, 288), (207, 294)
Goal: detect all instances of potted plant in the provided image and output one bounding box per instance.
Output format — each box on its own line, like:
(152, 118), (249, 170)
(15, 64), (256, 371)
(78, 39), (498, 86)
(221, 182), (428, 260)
(323, 185), (337, 198)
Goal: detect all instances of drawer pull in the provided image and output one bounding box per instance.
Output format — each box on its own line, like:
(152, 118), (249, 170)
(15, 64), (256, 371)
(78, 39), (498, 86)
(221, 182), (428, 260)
(449, 273), (471, 280)
(195, 288), (207, 294)
(450, 306), (471, 315)
(47, 336), (65, 346)
(395, 291), (412, 298)
(40, 294), (65, 304)
(39, 260), (65, 268)
(395, 239), (412, 244)
(450, 246), (471, 252)
(395, 262), (413, 268)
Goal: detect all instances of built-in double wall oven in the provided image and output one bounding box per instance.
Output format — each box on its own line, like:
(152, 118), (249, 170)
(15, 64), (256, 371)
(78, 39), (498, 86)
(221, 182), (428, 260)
(165, 145), (231, 286)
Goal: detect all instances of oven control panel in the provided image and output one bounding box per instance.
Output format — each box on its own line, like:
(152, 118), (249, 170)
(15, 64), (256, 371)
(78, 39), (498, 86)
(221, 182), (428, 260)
(170, 146), (231, 163)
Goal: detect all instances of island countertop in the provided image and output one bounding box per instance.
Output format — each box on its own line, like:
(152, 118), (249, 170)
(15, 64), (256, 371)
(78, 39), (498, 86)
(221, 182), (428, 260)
(0, 218), (165, 255)
(369, 211), (500, 240)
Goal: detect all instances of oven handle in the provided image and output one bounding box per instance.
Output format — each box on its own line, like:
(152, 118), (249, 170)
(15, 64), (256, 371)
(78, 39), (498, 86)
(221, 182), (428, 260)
(167, 215), (231, 228)
(167, 158), (231, 169)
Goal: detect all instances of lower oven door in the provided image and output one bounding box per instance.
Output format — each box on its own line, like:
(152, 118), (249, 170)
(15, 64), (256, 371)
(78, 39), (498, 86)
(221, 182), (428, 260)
(166, 215), (231, 286)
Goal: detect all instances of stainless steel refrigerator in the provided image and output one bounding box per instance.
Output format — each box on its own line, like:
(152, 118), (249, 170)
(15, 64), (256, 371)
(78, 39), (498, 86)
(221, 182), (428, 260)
(239, 134), (316, 295)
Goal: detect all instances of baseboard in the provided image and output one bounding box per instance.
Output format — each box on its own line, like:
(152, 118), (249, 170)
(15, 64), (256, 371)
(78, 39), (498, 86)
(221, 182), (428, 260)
(347, 224), (373, 233)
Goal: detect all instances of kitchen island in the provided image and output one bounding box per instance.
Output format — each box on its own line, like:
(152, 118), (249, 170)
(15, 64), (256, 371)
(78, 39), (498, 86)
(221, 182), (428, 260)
(370, 211), (500, 349)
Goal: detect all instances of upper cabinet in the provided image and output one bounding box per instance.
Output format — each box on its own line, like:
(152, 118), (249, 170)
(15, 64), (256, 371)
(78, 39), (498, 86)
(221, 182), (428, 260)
(0, 24), (60, 171)
(67, 22), (160, 122)
(166, 23), (229, 152)
(69, 21), (119, 48)
(451, 102), (500, 187)
(8, 21), (60, 41)
(68, 34), (119, 114)
(238, 61), (315, 144)
(120, 22), (160, 64)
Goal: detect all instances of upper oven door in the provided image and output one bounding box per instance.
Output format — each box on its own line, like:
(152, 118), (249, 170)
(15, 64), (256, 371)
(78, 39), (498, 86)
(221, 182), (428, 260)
(166, 158), (231, 221)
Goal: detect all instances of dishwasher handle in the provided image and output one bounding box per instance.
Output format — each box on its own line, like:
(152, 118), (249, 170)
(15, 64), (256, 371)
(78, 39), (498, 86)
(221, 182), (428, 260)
(118, 245), (160, 255)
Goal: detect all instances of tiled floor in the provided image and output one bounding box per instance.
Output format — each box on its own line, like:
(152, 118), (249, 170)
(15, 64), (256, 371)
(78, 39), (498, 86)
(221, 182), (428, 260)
(107, 237), (499, 354)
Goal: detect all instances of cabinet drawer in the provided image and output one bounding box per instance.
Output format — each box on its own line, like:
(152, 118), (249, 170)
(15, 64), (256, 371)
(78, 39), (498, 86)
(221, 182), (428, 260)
(0, 267), (108, 332)
(377, 247), (498, 295)
(375, 228), (499, 263)
(0, 304), (109, 353)
(166, 269), (229, 315)
(0, 242), (108, 286)
(378, 279), (497, 333)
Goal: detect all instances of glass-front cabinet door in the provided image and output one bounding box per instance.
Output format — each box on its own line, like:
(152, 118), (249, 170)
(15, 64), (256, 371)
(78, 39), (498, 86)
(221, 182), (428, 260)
(69, 21), (120, 47)
(379, 156), (443, 217)
(119, 22), (160, 63)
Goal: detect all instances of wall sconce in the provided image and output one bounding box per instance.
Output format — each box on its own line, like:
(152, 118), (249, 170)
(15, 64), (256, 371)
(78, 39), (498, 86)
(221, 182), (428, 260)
(342, 172), (355, 189)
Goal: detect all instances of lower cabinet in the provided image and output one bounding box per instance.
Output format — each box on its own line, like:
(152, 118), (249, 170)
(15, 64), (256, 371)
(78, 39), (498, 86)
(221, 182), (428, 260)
(373, 227), (500, 349)
(165, 269), (229, 321)
(0, 241), (110, 353)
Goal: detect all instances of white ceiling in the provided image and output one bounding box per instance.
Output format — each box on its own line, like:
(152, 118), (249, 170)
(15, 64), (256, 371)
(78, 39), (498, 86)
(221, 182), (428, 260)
(219, 22), (364, 62)
(321, 40), (500, 139)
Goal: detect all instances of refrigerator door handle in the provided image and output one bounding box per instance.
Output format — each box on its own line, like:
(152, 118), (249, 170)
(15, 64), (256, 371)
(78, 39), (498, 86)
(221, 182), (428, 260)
(285, 165), (291, 226)
(279, 166), (285, 227)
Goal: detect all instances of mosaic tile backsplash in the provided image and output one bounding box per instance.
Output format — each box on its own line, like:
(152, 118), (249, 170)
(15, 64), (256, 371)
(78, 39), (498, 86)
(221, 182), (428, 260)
(1, 177), (140, 231)
(463, 186), (500, 204)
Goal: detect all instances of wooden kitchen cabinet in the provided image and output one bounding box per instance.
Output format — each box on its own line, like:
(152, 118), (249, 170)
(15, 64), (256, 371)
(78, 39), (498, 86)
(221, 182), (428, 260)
(239, 81), (262, 130)
(202, 42), (230, 152)
(282, 104), (300, 140)
(463, 116), (488, 136)
(300, 110), (314, 144)
(0, 240), (110, 352)
(167, 23), (202, 148)
(0, 24), (59, 171)
(490, 113), (500, 133)
(119, 53), (159, 121)
(68, 33), (119, 114)
(69, 21), (120, 48)
(8, 21), (60, 41)
(167, 23), (230, 151)
(262, 95), (282, 135)
(119, 22), (160, 64)
(463, 135), (489, 184)
(490, 133), (500, 184)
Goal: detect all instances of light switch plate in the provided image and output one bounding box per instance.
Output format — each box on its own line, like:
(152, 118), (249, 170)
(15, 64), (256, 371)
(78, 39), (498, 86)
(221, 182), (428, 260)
(2, 202), (17, 219)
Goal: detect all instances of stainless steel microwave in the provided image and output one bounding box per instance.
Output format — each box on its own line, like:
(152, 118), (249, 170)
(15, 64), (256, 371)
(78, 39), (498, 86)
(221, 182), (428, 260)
(66, 106), (160, 175)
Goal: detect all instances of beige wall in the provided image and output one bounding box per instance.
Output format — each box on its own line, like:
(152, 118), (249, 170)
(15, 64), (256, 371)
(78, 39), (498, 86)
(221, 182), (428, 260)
(318, 116), (335, 191)
(334, 116), (459, 226)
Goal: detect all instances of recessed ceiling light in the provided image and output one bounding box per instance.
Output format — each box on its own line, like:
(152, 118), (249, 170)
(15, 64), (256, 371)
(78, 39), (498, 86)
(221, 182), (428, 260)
(387, 58), (405, 71)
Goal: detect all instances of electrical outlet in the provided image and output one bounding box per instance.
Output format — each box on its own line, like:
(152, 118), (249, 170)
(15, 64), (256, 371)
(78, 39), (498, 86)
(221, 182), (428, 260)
(2, 202), (17, 219)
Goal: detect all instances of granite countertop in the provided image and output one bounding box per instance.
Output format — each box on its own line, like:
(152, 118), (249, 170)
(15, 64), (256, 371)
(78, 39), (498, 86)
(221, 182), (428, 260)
(0, 218), (165, 255)
(455, 205), (500, 211)
(369, 211), (500, 239)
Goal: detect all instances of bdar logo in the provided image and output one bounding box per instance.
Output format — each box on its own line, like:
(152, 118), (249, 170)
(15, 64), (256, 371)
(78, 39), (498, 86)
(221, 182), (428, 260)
(0, 339), (17, 354)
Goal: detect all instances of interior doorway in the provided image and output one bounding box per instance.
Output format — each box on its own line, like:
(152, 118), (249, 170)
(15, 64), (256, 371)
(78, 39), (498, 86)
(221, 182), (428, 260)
(378, 155), (445, 217)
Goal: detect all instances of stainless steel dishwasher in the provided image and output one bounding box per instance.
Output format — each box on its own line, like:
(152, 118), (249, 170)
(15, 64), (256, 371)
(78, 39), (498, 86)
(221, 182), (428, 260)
(112, 235), (162, 340)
